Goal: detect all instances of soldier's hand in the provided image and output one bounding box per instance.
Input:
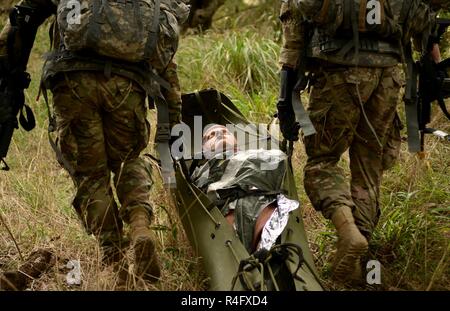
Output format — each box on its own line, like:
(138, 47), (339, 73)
(277, 102), (301, 142)
(277, 66), (300, 141)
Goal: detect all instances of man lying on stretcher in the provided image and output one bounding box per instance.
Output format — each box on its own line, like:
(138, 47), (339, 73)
(191, 125), (299, 254)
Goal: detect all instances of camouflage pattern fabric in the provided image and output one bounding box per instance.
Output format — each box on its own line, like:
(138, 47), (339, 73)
(278, 0), (440, 238)
(280, 0), (438, 68)
(0, 0), (184, 126)
(0, 0), (185, 250)
(303, 66), (404, 238)
(56, 0), (188, 67)
(51, 71), (154, 246)
(279, 0), (304, 69)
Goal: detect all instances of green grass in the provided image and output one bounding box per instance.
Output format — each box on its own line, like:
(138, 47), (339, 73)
(1, 0), (449, 291)
(176, 29), (279, 118)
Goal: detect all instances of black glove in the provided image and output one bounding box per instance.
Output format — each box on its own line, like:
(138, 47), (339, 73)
(0, 59), (14, 125)
(277, 67), (301, 141)
(0, 91), (16, 124)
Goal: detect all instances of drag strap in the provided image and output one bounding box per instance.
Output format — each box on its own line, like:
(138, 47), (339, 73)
(155, 97), (176, 188)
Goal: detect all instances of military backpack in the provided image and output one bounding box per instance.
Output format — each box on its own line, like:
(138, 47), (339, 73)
(56, 0), (188, 68)
(295, 0), (403, 40)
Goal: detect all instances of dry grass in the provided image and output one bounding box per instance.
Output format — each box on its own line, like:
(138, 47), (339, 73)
(1, 1), (449, 291)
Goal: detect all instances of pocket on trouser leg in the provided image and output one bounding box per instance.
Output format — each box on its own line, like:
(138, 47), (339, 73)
(305, 79), (358, 158)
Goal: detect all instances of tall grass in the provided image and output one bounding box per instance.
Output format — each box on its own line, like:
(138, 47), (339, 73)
(177, 29), (280, 118)
(1, 0), (449, 291)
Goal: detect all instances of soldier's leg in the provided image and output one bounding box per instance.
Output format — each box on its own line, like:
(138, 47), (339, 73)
(51, 72), (123, 264)
(382, 113), (402, 171)
(304, 70), (361, 218)
(349, 66), (402, 239)
(304, 68), (380, 282)
(99, 75), (160, 282)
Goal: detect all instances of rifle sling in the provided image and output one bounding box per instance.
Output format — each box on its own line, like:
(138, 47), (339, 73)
(404, 49), (421, 153)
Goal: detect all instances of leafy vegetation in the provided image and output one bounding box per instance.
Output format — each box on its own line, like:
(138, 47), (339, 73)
(0, 0), (448, 290)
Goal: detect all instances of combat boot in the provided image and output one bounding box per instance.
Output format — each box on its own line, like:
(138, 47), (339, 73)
(129, 208), (161, 282)
(331, 206), (368, 283)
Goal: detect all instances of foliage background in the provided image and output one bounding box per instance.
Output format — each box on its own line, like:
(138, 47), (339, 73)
(0, 0), (448, 290)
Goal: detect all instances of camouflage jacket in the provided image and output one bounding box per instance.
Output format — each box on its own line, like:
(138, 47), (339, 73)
(0, 0), (186, 125)
(280, 0), (440, 68)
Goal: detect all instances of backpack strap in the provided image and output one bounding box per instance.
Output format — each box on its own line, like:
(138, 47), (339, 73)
(144, 0), (161, 59)
(292, 72), (316, 137)
(87, 0), (101, 47)
(101, 0), (121, 34)
(132, 0), (143, 31)
(337, 0), (360, 63)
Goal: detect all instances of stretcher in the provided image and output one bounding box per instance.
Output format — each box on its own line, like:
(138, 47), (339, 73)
(171, 89), (324, 291)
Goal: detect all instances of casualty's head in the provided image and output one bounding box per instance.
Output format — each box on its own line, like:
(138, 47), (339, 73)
(202, 124), (237, 159)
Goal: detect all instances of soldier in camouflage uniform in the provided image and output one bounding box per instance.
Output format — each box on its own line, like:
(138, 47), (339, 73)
(277, 0), (447, 282)
(0, 0), (189, 284)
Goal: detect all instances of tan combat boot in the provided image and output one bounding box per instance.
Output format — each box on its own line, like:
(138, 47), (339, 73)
(331, 206), (368, 283)
(129, 208), (161, 282)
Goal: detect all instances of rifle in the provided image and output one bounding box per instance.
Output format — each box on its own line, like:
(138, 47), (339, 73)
(405, 18), (450, 152)
(0, 6), (37, 170)
(0, 66), (35, 170)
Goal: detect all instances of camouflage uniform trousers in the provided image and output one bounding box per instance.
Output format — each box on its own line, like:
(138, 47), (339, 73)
(51, 71), (154, 251)
(303, 65), (404, 239)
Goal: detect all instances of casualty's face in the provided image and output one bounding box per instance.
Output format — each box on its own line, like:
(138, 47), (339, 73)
(202, 125), (237, 159)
